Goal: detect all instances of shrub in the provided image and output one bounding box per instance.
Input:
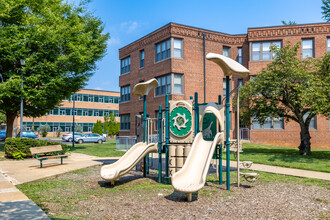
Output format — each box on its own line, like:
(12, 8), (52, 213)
(37, 124), (51, 137)
(4, 138), (70, 159)
(92, 120), (103, 135)
(75, 124), (83, 133)
(56, 127), (62, 137)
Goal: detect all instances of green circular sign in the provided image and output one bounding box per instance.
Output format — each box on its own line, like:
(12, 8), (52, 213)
(170, 106), (192, 137)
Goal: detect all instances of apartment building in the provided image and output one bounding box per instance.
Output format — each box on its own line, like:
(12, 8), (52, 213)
(15, 89), (120, 135)
(119, 22), (330, 148)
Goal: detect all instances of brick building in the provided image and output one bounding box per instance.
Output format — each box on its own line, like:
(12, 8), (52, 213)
(15, 89), (120, 136)
(119, 22), (330, 149)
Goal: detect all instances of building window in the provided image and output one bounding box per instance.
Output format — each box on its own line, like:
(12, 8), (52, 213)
(173, 38), (183, 58)
(251, 41), (281, 61)
(120, 85), (130, 102)
(223, 46), (231, 57)
(303, 112), (317, 129)
(155, 39), (171, 62)
(156, 74), (171, 96)
(60, 109), (65, 115)
(302, 39), (314, 58)
(173, 74), (183, 94)
(155, 38), (183, 62)
(223, 78), (231, 96)
(327, 38), (330, 52)
(155, 73), (184, 96)
(237, 47), (243, 64)
(252, 117), (284, 129)
(120, 114), (130, 130)
(121, 56), (131, 75)
(140, 50), (144, 68)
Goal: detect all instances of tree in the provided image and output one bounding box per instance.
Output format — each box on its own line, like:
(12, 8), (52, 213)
(92, 120), (103, 135)
(37, 124), (51, 137)
(74, 124), (83, 133)
(322, 0), (330, 22)
(56, 126), (62, 137)
(239, 43), (329, 155)
(0, 0), (109, 137)
(281, 20), (296, 26)
(104, 113), (120, 136)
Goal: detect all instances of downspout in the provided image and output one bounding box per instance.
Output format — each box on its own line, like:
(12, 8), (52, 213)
(203, 33), (206, 103)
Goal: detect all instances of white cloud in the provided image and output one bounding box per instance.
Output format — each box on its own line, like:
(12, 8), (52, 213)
(107, 37), (121, 47)
(94, 87), (103, 90)
(101, 81), (111, 86)
(120, 21), (139, 33)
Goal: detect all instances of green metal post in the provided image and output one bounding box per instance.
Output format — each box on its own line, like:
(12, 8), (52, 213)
(165, 94), (169, 184)
(143, 95), (147, 177)
(158, 105), (162, 183)
(218, 95), (223, 185)
(225, 76), (230, 190)
(194, 92), (199, 135)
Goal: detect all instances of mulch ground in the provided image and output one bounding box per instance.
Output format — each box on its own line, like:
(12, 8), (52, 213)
(22, 166), (329, 219)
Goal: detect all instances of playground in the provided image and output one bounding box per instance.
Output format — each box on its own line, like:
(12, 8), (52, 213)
(1, 52), (329, 219)
(17, 165), (329, 219)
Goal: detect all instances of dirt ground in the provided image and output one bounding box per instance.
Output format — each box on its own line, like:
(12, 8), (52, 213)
(21, 166), (329, 220)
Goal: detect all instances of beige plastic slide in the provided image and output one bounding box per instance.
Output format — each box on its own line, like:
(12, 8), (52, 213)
(100, 142), (158, 184)
(171, 132), (224, 201)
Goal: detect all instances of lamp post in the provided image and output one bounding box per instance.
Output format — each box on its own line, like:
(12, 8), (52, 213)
(72, 94), (75, 148)
(20, 59), (25, 138)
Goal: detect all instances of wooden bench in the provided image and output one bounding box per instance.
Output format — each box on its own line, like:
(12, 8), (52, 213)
(30, 145), (68, 168)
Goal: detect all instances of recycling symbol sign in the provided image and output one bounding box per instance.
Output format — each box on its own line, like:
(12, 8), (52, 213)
(170, 106), (192, 137)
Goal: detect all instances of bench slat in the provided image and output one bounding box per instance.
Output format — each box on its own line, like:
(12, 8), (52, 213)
(37, 155), (68, 160)
(30, 145), (63, 155)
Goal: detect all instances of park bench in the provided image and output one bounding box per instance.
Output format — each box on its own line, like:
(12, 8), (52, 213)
(30, 145), (68, 168)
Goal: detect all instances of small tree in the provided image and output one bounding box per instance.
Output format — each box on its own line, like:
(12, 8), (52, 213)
(104, 113), (119, 136)
(322, 0), (330, 22)
(56, 127), (62, 137)
(74, 124), (83, 133)
(37, 124), (51, 137)
(240, 43), (329, 155)
(92, 120), (103, 135)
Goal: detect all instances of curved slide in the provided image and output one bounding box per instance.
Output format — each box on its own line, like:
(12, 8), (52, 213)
(171, 132), (224, 201)
(101, 142), (158, 184)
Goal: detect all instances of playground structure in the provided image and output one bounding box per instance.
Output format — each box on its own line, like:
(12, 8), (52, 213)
(101, 53), (259, 201)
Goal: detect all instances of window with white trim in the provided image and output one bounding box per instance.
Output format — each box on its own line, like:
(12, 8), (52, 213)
(155, 73), (184, 96)
(252, 117), (284, 129)
(251, 41), (281, 61)
(327, 37), (330, 52)
(120, 85), (130, 102)
(303, 112), (317, 129)
(302, 39), (314, 58)
(173, 38), (183, 58)
(121, 56), (131, 75)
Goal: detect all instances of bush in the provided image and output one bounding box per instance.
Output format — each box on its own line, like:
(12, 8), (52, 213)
(92, 120), (103, 135)
(75, 124), (83, 133)
(37, 124), (51, 137)
(4, 138), (70, 159)
(56, 127), (62, 137)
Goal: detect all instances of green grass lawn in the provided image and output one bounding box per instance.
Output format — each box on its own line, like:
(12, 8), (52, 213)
(69, 140), (125, 157)
(223, 143), (330, 173)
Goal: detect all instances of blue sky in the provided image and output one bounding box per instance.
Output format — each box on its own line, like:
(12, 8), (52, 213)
(77, 0), (325, 92)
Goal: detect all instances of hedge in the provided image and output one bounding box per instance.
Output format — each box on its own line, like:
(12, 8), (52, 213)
(5, 138), (70, 160)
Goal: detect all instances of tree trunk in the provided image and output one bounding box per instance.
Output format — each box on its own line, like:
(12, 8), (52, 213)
(6, 112), (17, 138)
(298, 123), (312, 155)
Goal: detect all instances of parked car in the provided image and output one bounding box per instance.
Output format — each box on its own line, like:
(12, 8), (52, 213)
(74, 133), (106, 144)
(0, 130), (6, 141)
(16, 131), (38, 139)
(62, 132), (83, 142)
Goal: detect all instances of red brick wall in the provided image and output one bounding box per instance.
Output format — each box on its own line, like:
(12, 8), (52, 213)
(119, 22), (330, 149)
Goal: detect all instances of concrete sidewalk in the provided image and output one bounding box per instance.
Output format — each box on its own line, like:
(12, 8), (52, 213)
(0, 153), (117, 219)
(225, 160), (330, 181)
